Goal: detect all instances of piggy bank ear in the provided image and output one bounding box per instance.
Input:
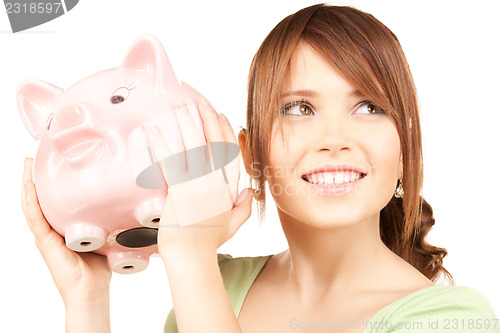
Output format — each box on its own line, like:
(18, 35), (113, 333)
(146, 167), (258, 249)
(120, 35), (180, 94)
(17, 80), (63, 140)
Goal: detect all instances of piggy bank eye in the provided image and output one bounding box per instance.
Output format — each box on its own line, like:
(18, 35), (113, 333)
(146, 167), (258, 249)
(110, 87), (130, 104)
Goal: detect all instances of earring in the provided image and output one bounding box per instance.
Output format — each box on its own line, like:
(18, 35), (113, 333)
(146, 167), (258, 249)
(394, 179), (404, 198)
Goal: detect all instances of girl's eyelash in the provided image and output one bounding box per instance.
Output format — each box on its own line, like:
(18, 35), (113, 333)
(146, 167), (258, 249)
(280, 100), (315, 116)
(352, 100), (387, 115)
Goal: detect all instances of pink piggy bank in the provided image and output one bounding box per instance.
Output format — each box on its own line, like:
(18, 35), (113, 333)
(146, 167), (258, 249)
(18, 35), (239, 274)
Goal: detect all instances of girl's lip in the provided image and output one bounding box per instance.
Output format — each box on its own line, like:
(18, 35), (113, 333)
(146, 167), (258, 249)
(301, 174), (366, 196)
(302, 164), (367, 178)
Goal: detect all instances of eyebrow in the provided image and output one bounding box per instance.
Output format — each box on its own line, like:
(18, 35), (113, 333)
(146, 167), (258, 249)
(280, 89), (365, 98)
(349, 89), (365, 98)
(280, 90), (317, 98)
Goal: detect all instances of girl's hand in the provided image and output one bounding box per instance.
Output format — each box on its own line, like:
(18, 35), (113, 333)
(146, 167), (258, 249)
(146, 99), (254, 258)
(21, 158), (112, 307)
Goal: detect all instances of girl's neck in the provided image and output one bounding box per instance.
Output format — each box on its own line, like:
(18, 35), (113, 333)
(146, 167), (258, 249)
(276, 208), (398, 304)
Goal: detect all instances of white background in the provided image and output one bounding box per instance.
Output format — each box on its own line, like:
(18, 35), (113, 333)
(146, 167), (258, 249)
(1, 0), (499, 332)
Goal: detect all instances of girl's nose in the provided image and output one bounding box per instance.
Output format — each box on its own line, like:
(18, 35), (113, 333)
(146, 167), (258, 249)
(313, 114), (351, 154)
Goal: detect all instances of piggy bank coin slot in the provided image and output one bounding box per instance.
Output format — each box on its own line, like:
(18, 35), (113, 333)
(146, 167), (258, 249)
(115, 227), (158, 248)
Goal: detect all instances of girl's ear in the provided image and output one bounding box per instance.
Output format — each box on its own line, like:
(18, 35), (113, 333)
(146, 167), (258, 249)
(238, 129), (263, 181)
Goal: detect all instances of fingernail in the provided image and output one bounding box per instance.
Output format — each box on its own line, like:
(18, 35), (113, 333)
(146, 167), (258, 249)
(199, 98), (216, 114)
(235, 189), (249, 205)
(154, 125), (163, 137)
(144, 124), (161, 138)
(198, 99), (208, 111)
(235, 188), (253, 205)
(218, 113), (230, 124)
(175, 102), (188, 113)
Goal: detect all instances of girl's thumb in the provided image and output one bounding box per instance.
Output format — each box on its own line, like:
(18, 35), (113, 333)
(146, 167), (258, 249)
(228, 188), (254, 237)
(235, 188), (254, 206)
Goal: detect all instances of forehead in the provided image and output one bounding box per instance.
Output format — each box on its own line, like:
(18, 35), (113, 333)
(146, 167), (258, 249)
(281, 43), (359, 98)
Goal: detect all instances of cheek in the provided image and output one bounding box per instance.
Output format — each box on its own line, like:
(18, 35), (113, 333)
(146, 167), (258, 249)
(268, 122), (305, 170)
(362, 122), (401, 186)
(267, 124), (311, 202)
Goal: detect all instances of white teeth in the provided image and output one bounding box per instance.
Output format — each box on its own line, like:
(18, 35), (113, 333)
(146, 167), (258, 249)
(304, 172), (363, 185)
(311, 174), (318, 184)
(351, 172), (358, 182)
(324, 174), (334, 184)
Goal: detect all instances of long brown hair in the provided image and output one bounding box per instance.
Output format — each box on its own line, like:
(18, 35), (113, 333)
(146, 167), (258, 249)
(244, 4), (452, 283)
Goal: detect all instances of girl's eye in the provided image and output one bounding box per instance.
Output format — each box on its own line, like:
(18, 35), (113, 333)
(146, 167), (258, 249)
(281, 101), (316, 117)
(352, 101), (386, 115)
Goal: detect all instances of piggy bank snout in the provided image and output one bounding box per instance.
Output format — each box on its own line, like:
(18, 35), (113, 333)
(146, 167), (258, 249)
(48, 104), (106, 162)
(49, 103), (105, 135)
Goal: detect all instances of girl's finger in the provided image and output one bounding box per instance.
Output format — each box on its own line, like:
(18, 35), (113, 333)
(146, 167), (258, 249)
(22, 159), (64, 248)
(199, 99), (230, 181)
(175, 104), (210, 178)
(145, 125), (184, 184)
(199, 99), (224, 144)
(227, 188), (254, 238)
(175, 103), (206, 150)
(216, 114), (240, 186)
(217, 113), (238, 145)
(23, 157), (34, 184)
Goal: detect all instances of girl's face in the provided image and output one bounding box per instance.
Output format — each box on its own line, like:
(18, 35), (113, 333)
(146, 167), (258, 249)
(267, 43), (402, 229)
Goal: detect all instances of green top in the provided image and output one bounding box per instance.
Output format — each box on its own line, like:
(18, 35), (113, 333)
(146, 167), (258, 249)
(164, 254), (499, 332)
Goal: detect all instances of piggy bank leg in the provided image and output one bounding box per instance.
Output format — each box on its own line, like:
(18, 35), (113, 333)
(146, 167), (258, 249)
(64, 223), (108, 252)
(107, 250), (150, 274)
(136, 197), (164, 228)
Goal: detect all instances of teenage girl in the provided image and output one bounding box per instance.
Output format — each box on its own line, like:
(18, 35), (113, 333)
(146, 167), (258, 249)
(22, 4), (498, 333)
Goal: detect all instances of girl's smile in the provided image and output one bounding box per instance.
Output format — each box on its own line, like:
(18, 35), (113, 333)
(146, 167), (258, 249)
(301, 164), (367, 196)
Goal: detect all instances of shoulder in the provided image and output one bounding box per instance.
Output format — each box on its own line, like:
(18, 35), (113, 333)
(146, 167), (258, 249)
(366, 285), (500, 332)
(216, 253), (272, 299)
(217, 253), (271, 278)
